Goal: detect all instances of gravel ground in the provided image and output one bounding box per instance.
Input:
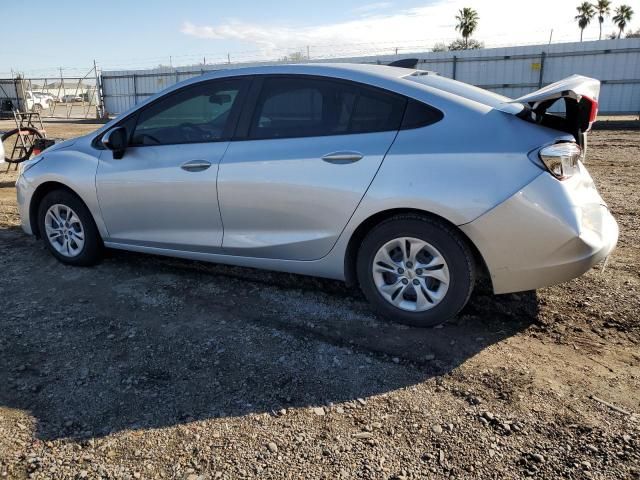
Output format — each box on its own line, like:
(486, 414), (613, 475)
(0, 120), (638, 480)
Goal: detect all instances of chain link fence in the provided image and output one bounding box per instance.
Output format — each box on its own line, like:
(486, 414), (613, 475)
(0, 66), (103, 120)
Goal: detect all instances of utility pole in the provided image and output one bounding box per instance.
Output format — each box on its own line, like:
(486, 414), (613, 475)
(307, 45), (310, 60)
(169, 56), (172, 67)
(227, 53), (231, 64)
(395, 47), (398, 55)
(548, 29), (554, 45)
(93, 59), (104, 119)
(56, 67), (64, 113)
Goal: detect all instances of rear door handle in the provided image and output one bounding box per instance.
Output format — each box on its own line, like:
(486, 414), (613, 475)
(321, 151), (364, 164)
(181, 160), (212, 172)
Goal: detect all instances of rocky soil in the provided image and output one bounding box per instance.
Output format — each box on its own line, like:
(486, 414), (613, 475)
(0, 120), (638, 479)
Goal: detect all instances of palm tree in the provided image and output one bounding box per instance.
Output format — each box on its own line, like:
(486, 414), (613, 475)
(455, 8), (479, 49)
(595, 0), (611, 40)
(613, 5), (634, 38)
(575, 2), (596, 42)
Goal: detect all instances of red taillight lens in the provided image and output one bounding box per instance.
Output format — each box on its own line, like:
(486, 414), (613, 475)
(584, 96), (598, 129)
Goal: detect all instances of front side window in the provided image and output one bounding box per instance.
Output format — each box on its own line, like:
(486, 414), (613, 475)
(131, 80), (244, 146)
(249, 77), (406, 140)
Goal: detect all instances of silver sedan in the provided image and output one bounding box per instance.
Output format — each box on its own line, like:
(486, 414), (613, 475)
(16, 64), (618, 327)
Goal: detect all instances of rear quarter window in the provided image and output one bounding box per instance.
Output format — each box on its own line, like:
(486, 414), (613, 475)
(401, 99), (444, 129)
(349, 88), (406, 133)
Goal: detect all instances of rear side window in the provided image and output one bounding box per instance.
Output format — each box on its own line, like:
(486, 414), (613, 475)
(248, 77), (406, 140)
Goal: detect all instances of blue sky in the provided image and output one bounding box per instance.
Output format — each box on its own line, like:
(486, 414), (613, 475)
(1, 0), (634, 77)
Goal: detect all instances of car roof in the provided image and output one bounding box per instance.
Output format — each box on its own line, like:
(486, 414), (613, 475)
(97, 62), (520, 135)
(194, 63), (520, 112)
(97, 63), (420, 130)
(199, 62), (414, 80)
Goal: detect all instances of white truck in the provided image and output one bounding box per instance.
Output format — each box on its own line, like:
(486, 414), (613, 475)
(24, 91), (52, 113)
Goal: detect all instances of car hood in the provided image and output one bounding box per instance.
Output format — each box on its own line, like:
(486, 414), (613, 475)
(44, 137), (77, 152)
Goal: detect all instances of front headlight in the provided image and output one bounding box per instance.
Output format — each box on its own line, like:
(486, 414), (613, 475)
(19, 156), (45, 176)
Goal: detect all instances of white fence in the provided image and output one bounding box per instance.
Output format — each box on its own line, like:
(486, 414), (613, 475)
(102, 38), (640, 116)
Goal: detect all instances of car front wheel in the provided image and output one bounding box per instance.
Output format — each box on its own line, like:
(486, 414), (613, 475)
(357, 215), (475, 327)
(37, 189), (102, 266)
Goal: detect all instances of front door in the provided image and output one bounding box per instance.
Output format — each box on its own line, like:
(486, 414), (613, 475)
(97, 78), (247, 251)
(218, 75), (406, 260)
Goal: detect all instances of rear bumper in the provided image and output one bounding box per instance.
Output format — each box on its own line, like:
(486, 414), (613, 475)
(461, 164), (618, 294)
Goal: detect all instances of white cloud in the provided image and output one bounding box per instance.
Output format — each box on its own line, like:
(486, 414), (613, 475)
(181, 0), (627, 60)
(351, 2), (393, 15)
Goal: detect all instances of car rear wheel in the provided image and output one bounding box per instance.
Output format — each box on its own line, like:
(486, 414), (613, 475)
(357, 215), (475, 327)
(37, 190), (102, 266)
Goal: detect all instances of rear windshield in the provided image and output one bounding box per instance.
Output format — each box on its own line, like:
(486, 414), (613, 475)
(406, 71), (524, 114)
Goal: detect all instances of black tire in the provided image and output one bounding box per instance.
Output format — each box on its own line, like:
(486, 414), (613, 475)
(37, 189), (103, 266)
(1, 127), (43, 163)
(357, 215), (475, 327)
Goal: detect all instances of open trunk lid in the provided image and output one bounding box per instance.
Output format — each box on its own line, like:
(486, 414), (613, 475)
(508, 74), (600, 150)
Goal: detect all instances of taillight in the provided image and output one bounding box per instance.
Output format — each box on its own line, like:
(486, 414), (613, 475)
(584, 96), (598, 130)
(539, 142), (582, 180)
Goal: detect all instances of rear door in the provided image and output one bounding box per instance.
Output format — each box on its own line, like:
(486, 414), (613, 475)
(217, 75), (406, 261)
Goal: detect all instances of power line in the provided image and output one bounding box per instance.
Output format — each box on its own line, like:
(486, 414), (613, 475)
(7, 31), (613, 77)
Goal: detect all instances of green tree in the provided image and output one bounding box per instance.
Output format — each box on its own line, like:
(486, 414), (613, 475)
(575, 2), (596, 42)
(455, 8), (479, 49)
(448, 39), (484, 51)
(432, 42), (449, 52)
(613, 4), (634, 38)
(595, 0), (611, 40)
(626, 28), (640, 38)
(281, 51), (307, 62)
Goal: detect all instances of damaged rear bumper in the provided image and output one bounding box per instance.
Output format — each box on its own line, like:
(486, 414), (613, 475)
(461, 164), (618, 294)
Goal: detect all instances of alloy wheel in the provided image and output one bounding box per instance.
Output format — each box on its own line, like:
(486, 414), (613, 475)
(44, 204), (85, 258)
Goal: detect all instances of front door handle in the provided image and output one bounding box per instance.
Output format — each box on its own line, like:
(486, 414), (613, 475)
(321, 151), (364, 164)
(181, 160), (212, 172)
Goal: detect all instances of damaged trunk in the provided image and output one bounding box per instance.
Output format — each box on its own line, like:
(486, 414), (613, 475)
(511, 74), (600, 151)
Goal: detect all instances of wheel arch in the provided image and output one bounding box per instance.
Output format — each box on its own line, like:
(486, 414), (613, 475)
(29, 181), (89, 238)
(343, 208), (492, 289)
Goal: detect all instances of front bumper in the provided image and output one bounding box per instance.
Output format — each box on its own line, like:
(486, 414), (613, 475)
(16, 172), (35, 235)
(461, 164), (618, 294)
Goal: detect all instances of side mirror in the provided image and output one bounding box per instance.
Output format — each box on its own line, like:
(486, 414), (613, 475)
(102, 127), (128, 159)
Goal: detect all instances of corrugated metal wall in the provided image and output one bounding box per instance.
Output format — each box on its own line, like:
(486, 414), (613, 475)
(0, 79), (21, 111)
(102, 38), (640, 115)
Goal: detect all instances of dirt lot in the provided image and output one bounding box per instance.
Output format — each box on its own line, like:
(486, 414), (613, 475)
(0, 120), (638, 480)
